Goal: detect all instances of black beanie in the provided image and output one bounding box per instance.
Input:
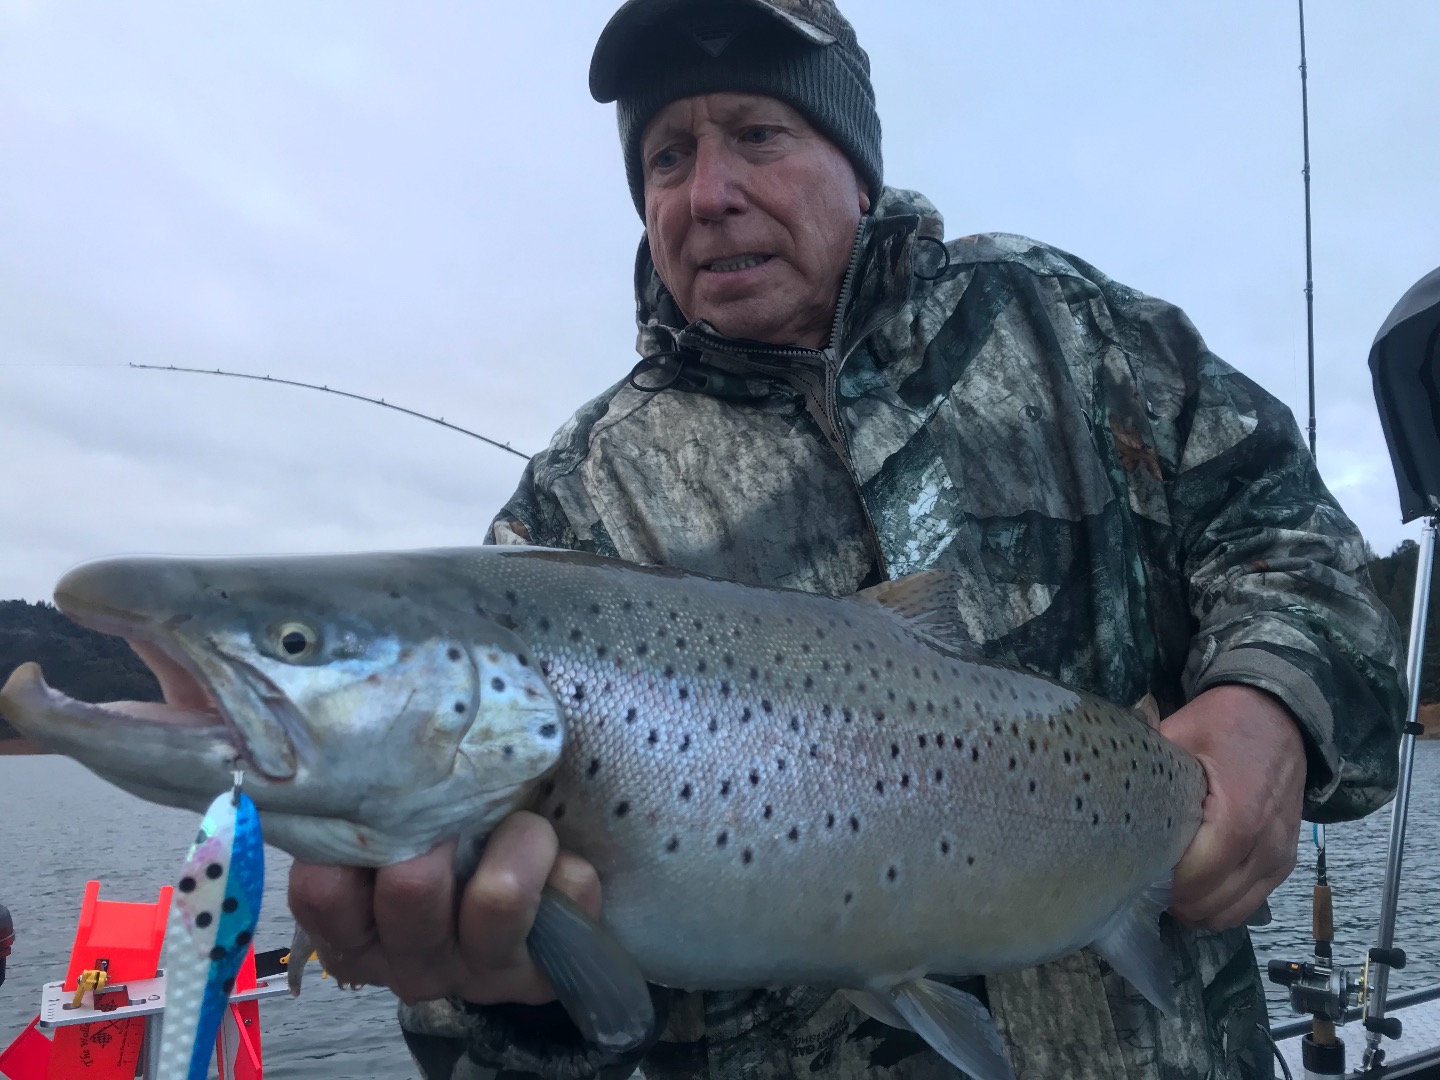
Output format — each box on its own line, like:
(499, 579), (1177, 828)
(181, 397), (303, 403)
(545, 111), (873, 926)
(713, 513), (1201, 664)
(590, 0), (882, 218)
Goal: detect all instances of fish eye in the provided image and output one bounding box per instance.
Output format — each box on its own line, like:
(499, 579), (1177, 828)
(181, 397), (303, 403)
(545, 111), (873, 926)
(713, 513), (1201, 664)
(273, 621), (319, 660)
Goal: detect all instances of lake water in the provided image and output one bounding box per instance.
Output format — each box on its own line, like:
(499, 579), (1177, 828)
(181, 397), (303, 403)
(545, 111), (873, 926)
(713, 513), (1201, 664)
(4, 748), (1440, 1077)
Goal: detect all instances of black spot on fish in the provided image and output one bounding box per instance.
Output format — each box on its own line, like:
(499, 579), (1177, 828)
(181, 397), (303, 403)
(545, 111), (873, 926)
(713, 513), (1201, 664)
(679, 734), (691, 751)
(573, 685), (586, 703)
(236, 930), (251, 947)
(970, 747), (979, 762)
(936, 733), (944, 747)
(874, 780), (885, 794)
(196, 911), (213, 929)
(589, 603), (601, 616)
(967, 855), (975, 866)
(762, 804), (774, 820)
(761, 699), (773, 713)
(776, 757), (786, 771)
(788, 827), (799, 841)
(664, 666), (675, 678)
(626, 708), (637, 723)
(749, 770), (760, 786)
(389, 590), (401, 600)
(749, 667), (759, 681)
(647, 730), (659, 745)
(678, 687), (690, 702)
(539, 723), (557, 739)
(708, 718), (719, 734)
(587, 758), (600, 777)
(675, 637), (686, 649)
(1028, 737), (1037, 753)
(886, 866), (897, 882)
(553, 804), (566, 820)
(1092, 812), (1100, 825)
(622, 599), (632, 611)
(742, 707), (753, 723)
(940, 840), (951, 854)
(721, 779), (732, 796)
(842, 708), (854, 723)
(850, 816), (860, 832)
(742, 848), (753, 864)
(680, 783), (692, 800)
(810, 743), (819, 759)
(539, 617), (550, 631)
(505, 590), (518, 606)
(1075, 797), (1084, 811)
(1124, 812), (1132, 824)
(720, 681), (731, 697)
(491, 677), (506, 692)
(448, 647), (462, 662)
(775, 653), (785, 664)
(1082, 772), (1091, 783)
(209, 946), (227, 961)
(540, 660), (552, 676)
(723, 653), (735, 667)
(666, 836), (679, 852)
(1008, 756), (1016, 770)
(918, 735), (927, 748)
(717, 831), (729, 848)
(844, 891), (853, 905)
(697, 660), (707, 673)
(873, 709), (884, 723)
(597, 645), (608, 659)
(222, 897), (237, 913)
(900, 774), (910, 788)
(935, 769), (944, 782)
(790, 717), (801, 732)
(826, 813), (836, 828)
(205, 863), (224, 880)
(637, 643), (649, 656)
(615, 801), (630, 817)
(1063, 750), (1072, 764)
(179, 877), (196, 893)
(453, 701), (467, 714)
(890, 743), (900, 758)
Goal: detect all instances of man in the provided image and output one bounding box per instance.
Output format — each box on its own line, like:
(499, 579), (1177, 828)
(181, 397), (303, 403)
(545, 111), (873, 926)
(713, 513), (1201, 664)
(290, 1), (1407, 1077)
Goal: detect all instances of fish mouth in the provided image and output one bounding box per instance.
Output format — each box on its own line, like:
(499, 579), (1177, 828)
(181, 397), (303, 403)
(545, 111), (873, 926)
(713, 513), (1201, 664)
(2, 578), (302, 782)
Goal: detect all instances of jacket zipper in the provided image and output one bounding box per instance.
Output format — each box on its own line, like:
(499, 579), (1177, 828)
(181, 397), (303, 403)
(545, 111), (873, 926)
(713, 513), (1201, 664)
(675, 222), (892, 580)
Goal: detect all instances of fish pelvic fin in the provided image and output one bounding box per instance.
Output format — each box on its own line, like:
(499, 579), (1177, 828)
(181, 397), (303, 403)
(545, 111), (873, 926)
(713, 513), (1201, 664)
(846, 980), (1015, 1080)
(1091, 875), (1177, 1015)
(526, 886), (656, 1053)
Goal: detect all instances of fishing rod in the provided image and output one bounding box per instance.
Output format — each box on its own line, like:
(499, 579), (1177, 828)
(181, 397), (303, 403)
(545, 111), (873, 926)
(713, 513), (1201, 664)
(128, 364), (533, 462)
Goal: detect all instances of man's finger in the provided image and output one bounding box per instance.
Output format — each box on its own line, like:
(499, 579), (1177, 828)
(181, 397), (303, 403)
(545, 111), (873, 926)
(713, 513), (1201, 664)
(289, 861), (379, 955)
(548, 851), (602, 919)
(457, 811), (561, 972)
(372, 840), (465, 1002)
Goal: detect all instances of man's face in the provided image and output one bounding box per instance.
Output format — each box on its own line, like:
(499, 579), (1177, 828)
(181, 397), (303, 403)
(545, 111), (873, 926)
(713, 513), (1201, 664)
(641, 92), (870, 349)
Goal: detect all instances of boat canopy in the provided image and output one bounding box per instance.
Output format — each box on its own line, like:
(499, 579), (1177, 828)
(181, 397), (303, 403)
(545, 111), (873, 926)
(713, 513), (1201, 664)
(1371, 266), (1440, 523)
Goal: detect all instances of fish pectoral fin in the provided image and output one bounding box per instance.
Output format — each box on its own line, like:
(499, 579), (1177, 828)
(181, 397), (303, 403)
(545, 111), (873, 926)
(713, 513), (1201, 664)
(526, 885), (656, 1054)
(851, 980), (1015, 1080)
(286, 924), (313, 997)
(1090, 876), (1177, 1015)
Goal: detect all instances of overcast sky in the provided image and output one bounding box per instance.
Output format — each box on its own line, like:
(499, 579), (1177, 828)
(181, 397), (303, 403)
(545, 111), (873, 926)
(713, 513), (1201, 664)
(1, 1), (1437, 603)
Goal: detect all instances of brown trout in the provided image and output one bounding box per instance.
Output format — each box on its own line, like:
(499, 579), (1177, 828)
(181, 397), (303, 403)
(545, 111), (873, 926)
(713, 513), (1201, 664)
(0, 546), (1208, 1080)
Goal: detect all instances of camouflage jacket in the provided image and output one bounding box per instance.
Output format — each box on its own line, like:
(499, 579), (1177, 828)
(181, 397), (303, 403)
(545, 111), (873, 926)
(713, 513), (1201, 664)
(398, 187), (1406, 1080)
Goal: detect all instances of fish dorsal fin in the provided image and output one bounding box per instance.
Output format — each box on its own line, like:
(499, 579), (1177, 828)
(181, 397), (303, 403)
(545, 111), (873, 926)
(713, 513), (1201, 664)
(852, 571), (976, 657)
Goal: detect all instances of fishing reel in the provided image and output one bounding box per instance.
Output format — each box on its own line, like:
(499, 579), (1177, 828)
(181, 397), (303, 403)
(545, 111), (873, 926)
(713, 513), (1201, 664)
(1267, 956), (1363, 1024)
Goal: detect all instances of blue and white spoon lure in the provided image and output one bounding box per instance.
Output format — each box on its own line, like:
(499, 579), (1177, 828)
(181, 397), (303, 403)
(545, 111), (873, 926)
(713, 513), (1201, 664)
(157, 774), (264, 1080)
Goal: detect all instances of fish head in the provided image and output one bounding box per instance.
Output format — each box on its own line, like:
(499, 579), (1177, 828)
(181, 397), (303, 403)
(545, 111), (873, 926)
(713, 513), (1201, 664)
(0, 552), (564, 865)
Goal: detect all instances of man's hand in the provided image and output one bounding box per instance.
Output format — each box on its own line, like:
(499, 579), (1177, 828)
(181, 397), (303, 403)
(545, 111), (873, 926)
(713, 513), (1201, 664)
(1160, 684), (1307, 931)
(287, 811), (601, 1005)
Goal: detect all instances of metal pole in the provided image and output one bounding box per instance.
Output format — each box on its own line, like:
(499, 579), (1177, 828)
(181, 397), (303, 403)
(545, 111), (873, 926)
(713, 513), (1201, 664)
(1364, 516), (1437, 1067)
(1298, 0), (1317, 461)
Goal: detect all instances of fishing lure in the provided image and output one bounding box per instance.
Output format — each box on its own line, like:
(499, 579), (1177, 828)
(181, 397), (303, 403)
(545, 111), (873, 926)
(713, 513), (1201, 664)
(156, 774), (264, 1080)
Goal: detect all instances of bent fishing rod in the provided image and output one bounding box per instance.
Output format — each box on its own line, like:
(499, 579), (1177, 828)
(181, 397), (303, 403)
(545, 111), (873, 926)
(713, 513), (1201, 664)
(129, 363), (532, 462)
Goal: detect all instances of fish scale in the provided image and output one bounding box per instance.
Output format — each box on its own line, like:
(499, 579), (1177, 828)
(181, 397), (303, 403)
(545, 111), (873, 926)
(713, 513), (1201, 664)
(2, 545), (1212, 1080)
